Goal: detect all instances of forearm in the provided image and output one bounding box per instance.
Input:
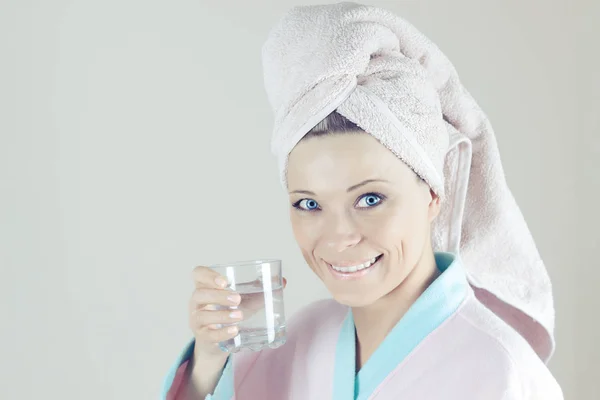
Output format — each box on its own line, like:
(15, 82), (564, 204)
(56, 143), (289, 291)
(176, 352), (228, 400)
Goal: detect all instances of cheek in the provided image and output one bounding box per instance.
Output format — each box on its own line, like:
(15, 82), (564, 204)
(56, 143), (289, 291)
(367, 205), (428, 253)
(289, 212), (319, 250)
(290, 213), (324, 275)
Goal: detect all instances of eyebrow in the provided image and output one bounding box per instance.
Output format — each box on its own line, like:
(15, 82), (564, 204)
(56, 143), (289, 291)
(289, 179), (389, 195)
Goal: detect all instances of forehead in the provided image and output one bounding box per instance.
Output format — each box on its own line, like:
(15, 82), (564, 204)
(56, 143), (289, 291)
(287, 133), (409, 191)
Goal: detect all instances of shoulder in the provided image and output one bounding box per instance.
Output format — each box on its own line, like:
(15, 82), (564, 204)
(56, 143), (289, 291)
(453, 293), (563, 399)
(235, 298), (346, 365)
(288, 298), (347, 327)
(230, 298), (347, 393)
(282, 298), (348, 344)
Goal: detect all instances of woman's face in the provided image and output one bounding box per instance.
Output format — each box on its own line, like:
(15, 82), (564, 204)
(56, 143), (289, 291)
(287, 132), (440, 307)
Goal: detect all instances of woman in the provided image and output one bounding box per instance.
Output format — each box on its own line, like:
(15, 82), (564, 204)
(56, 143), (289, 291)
(162, 3), (563, 399)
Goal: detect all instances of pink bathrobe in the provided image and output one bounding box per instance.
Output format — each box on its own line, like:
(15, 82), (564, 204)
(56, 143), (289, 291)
(162, 253), (562, 399)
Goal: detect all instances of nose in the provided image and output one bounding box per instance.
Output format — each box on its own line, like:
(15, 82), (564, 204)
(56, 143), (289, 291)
(322, 211), (361, 252)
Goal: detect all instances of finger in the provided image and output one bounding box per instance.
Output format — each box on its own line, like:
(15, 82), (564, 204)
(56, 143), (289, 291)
(233, 291), (264, 312)
(190, 309), (244, 329)
(190, 288), (241, 309)
(247, 276), (286, 288)
(200, 325), (240, 344)
(283, 277), (287, 288)
(191, 265), (228, 289)
(188, 296), (231, 317)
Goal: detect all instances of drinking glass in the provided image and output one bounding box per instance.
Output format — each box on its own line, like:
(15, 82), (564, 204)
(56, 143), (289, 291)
(209, 259), (286, 352)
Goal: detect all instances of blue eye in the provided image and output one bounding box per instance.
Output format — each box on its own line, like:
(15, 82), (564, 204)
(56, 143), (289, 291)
(356, 193), (383, 208)
(294, 199), (320, 211)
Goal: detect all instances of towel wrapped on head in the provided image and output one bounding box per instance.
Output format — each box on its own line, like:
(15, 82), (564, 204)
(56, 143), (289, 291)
(261, 2), (555, 362)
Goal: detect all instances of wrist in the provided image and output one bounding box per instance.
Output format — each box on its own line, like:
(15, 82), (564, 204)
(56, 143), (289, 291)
(189, 346), (229, 388)
(193, 343), (229, 369)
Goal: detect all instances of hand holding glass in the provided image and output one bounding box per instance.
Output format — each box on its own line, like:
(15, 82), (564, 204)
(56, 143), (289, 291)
(209, 259), (286, 352)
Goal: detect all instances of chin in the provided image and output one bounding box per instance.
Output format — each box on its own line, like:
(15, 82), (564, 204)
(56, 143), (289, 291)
(329, 290), (382, 308)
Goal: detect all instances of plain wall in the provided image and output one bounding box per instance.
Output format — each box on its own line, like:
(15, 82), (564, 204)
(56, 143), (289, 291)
(574, 0), (600, 398)
(1, 0), (597, 398)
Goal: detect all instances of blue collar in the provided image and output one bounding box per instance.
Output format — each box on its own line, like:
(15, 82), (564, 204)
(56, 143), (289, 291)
(333, 252), (469, 400)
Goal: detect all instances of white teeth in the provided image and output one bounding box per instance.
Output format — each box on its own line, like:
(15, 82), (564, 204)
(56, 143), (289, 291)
(331, 256), (379, 273)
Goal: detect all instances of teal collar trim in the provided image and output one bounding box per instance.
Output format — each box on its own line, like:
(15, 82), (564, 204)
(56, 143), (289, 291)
(333, 252), (469, 400)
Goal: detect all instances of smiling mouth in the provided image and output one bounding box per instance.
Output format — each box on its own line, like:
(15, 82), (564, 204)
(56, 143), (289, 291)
(325, 254), (383, 273)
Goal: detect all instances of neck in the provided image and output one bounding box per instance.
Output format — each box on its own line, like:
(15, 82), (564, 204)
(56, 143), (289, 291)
(351, 249), (439, 372)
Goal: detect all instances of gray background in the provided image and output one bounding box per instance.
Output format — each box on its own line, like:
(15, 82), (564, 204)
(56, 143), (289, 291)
(1, 0), (597, 398)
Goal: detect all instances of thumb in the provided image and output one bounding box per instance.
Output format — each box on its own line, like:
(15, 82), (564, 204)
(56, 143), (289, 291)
(283, 277), (288, 289)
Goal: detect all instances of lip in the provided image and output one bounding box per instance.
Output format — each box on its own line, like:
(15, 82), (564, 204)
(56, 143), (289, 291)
(325, 254), (383, 280)
(324, 256), (381, 268)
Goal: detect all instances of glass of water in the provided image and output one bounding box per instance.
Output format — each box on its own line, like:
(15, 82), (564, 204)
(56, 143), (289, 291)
(209, 259), (286, 353)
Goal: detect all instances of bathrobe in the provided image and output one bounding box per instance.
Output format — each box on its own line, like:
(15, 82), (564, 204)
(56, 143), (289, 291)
(161, 253), (563, 399)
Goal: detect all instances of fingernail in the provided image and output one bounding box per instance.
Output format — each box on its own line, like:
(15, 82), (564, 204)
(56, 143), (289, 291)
(227, 326), (238, 334)
(227, 294), (241, 304)
(215, 277), (227, 288)
(229, 310), (242, 319)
